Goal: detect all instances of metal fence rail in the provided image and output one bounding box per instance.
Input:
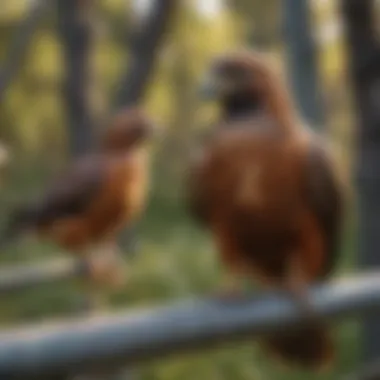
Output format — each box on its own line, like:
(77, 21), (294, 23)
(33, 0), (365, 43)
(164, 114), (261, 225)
(0, 273), (379, 379)
(0, 258), (88, 293)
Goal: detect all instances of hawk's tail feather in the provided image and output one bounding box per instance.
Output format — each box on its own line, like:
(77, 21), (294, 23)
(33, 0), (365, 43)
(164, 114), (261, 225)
(261, 321), (334, 371)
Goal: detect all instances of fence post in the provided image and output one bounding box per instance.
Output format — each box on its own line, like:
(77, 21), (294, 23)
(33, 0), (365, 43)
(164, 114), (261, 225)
(341, 0), (380, 363)
(282, 0), (324, 128)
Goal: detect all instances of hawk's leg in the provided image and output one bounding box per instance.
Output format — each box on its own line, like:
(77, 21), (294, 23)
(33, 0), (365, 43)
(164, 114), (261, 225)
(85, 241), (127, 289)
(213, 265), (256, 303)
(284, 253), (319, 325)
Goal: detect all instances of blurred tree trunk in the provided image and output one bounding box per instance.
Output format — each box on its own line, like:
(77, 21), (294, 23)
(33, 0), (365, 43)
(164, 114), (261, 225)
(114, 0), (177, 107)
(57, 0), (94, 157)
(282, 0), (324, 128)
(228, 0), (280, 46)
(0, 0), (51, 104)
(341, 0), (380, 363)
(157, 2), (196, 198)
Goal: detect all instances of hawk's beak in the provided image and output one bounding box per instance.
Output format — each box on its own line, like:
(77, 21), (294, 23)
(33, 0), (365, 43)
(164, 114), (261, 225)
(199, 73), (219, 100)
(199, 71), (234, 100)
(199, 71), (221, 100)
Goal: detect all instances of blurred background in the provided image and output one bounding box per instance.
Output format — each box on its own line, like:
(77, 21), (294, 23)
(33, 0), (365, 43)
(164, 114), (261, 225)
(0, 0), (366, 379)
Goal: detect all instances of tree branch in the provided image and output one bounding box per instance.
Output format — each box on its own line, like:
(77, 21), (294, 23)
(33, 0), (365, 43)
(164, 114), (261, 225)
(114, 0), (177, 107)
(0, 0), (51, 104)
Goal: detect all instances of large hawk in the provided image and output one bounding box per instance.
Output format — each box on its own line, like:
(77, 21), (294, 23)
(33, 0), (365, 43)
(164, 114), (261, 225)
(187, 51), (345, 370)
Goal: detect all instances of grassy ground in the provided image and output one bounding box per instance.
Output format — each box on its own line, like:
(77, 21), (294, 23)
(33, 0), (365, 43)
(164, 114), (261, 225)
(0, 162), (359, 380)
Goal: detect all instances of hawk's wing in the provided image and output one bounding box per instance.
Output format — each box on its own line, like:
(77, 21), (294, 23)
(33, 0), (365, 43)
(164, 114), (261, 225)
(186, 144), (213, 226)
(8, 156), (106, 232)
(303, 135), (345, 278)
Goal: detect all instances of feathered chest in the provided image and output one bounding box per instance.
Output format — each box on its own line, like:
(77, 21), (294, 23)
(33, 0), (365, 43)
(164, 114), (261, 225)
(103, 151), (150, 218)
(204, 128), (305, 226)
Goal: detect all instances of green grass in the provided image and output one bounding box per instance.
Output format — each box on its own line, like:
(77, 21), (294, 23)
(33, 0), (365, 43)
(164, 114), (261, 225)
(0, 163), (359, 380)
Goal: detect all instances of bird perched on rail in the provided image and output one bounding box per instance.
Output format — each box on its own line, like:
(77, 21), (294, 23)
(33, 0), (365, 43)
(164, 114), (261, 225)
(186, 50), (345, 370)
(1, 107), (155, 288)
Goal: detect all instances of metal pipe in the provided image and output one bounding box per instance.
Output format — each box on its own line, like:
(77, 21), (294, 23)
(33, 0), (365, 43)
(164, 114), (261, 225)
(0, 274), (380, 379)
(0, 258), (88, 293)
